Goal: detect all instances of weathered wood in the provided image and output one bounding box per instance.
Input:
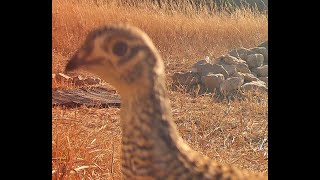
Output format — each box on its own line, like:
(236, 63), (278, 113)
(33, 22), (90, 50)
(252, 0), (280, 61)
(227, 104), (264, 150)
(52, 86), (121, 108)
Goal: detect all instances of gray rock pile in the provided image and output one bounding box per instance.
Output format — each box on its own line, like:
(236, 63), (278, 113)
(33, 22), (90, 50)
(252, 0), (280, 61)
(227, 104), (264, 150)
(172, 41), (268, 95)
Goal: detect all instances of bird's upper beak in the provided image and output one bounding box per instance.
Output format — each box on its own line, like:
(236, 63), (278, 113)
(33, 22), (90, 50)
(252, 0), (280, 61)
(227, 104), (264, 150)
(65, 53), (83, 73)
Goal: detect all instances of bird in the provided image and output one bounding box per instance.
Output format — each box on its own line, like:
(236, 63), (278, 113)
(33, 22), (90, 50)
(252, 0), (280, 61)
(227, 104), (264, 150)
(65, 24), (267, 180)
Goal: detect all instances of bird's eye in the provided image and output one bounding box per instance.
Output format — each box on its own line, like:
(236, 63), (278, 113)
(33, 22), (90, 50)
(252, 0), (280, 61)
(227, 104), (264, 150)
(112, 41), (128, 56)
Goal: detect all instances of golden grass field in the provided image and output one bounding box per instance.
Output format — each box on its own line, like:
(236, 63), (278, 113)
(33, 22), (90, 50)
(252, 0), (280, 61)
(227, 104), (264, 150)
(52, 0), (268, 179)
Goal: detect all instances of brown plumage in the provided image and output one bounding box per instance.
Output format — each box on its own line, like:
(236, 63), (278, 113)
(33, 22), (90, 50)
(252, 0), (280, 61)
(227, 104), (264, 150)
(65, 24), (267, 180)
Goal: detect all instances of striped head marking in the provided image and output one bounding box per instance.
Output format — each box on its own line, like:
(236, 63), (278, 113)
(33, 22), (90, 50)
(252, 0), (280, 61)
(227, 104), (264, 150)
(65, 24), (164, 91)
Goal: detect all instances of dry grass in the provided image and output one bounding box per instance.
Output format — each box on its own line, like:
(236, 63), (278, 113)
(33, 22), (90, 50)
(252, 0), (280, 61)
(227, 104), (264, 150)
(52, 0), (268, 179)
(52, 91), (268, 179)
(52, 0), (267, 74)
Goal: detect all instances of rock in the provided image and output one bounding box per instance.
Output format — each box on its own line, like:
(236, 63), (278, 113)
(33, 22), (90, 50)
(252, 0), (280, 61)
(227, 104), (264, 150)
(235, 63), (251, 74)
(72, 75), (86, 86)
(238, 73), (260, 83)
(228, 48), (248, 58)
(198, 83), (209, 95)
(220, 64), (237, 76)
(258, 41), (268, 49)
(201, 74), (225, 92)
(55, 73), (72, 82)
(220, 77), (244, 95)
(252, 71), (258, 77)
(73, 75), (101, 86)
(232, 71), (242, 78)
(70, 75), (103, 86)
(252, 65), (268, 77)
(247, 54), (264, 68)
(172, 72), (199, 86)
(214, 55), (225, 64)
(191, 59), (210, 72)
(222, 54), (246, 65)
(258, 77), (268, 87)
(250, 47), (268, 63)
(242, 81), (268, 92)
(228, 48), (255, 61)
(52, 74), (56, 79)
(84, 77), (101, 85)
(193, 63), (229, 78)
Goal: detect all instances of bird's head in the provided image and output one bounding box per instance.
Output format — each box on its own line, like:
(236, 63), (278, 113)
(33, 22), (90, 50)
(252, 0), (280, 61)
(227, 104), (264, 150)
(65, 24), (164, 95)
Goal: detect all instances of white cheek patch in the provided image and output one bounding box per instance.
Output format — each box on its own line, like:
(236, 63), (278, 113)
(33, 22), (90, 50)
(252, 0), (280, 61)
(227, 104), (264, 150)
(120, 49), (146, 71)
(85, 38), (109, 62)
(133, 50), (146, 63)
(94, 37), (107, 55)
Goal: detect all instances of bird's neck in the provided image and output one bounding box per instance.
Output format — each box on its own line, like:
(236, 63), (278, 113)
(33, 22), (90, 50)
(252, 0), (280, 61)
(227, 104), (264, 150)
(119, 74), (193, 166)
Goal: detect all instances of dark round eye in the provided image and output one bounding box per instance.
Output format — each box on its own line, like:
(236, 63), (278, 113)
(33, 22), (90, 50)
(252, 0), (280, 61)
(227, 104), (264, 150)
(112, 41), (128, 56)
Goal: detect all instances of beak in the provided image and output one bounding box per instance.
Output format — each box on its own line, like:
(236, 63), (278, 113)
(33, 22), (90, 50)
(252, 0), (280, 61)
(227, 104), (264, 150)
(65, 53), (83, 73)
(65, 51), (105, 73)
